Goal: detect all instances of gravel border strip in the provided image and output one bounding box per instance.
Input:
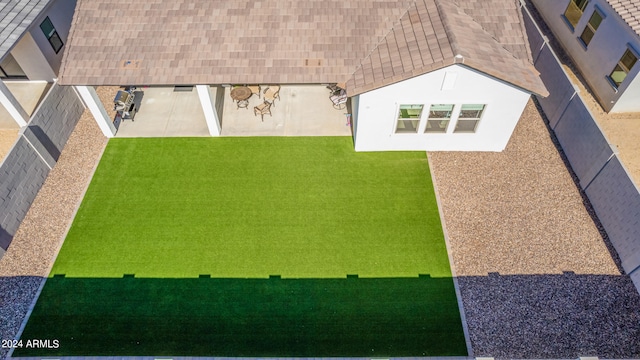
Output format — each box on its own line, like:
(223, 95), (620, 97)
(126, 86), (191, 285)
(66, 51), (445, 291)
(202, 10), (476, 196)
(427, 153), (474, 357)
(429, 100), (640, 357)
(0, 111), (107, 360)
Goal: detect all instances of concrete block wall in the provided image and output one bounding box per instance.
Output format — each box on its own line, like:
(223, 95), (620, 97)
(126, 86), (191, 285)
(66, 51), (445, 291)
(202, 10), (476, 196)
(29, 84), (84, 151)
(0, 138), (51, 252)
(521, 1), (640, 292)
(552, 98), (614, 188)
(0, 83), (84, 255)
(584, 157), (640, 276)
(533, 45), (578, 128)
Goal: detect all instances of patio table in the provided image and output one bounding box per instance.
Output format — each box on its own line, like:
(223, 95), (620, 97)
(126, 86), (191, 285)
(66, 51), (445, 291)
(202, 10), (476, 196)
(230, 86), (252, 109)
(231, 86), (252, 101)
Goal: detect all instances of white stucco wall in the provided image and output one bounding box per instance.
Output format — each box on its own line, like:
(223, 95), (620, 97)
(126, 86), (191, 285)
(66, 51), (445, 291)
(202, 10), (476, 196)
(531, 0), (640, 112)
(27, 0), (77, 76)
(353, 65), (531, 152)
(10, 32), (56, 81)
(3, 0), (76, 81)
(613, 70), (640, 113)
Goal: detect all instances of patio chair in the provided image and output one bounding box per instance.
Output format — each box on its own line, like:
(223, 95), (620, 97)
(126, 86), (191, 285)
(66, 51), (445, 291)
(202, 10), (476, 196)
(263, 85), (280, 106)
(247, 85), (261, 99)
(254, 100), (272, 121)
(330, 88), (347, 110)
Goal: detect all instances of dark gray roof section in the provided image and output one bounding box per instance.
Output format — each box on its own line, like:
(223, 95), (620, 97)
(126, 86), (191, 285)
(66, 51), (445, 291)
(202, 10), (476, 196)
(0, 0), (53, 60)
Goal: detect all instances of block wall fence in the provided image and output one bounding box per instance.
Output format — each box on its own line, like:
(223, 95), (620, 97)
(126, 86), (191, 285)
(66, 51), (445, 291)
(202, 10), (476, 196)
(0, 83), (84, 256)
(521, 1), (640, 291)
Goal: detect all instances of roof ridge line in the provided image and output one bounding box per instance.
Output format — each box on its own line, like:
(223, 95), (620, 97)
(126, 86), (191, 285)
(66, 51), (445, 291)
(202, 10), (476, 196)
(512, 0), (534, 63)
(347, 0), (417, 82)
(432, 0), (462, 60)
(58, 0), (82, 84)
(435, 0), (523, 63)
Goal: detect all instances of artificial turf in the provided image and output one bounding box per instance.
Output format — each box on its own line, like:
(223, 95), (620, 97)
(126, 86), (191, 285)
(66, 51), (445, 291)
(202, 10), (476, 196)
(49, 137), (451, 279)
(15, 137), (467, 356)
(16, 276), (466, 356)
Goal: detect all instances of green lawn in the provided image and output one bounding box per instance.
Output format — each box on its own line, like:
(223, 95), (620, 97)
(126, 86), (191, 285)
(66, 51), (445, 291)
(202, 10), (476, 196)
(16, 137), (466, 357)
(51, 137), (450, 278)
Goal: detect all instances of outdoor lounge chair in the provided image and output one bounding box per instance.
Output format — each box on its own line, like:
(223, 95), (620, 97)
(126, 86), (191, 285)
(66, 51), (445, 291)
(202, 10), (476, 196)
(263, 85), (280, 106)
(254, 100), (272, 121)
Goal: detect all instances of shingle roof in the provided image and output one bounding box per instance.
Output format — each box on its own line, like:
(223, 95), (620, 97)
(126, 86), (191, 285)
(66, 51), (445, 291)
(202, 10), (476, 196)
(59, 0), (412, 86)
(59, 0), (547, 96)
(455, 0), (532, 61)
(0, 0), (53, 60)
(606, 0), (640, 38)
(348, 0), (547, 96)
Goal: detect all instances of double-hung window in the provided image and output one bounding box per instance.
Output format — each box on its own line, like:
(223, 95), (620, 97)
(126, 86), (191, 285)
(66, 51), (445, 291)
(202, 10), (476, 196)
(608, 49), (638, 88)
(579, 10), (603, 46)
(40, 17), (64, 53)
(395, 105), (422, 133)
(564, 0), (589, 28)
(425, 104), (454, 133)
(454, 104), (485, 133)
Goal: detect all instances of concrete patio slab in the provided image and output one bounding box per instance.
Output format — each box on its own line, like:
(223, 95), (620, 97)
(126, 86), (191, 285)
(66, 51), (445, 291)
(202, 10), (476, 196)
(115, 87), (209, 137)
(0, 81), (51, 129)
(221, 85), (352, 137)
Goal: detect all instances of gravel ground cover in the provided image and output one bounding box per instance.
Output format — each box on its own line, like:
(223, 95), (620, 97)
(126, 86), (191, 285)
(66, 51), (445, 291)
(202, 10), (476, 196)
(429, 100), (640, 357)
(0, 111), (107, 359)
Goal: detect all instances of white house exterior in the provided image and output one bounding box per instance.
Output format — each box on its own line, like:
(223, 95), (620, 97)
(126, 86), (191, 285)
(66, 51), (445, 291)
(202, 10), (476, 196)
(531, 0), (640, 113)
(0, 0), (76, 128)
(6, 0), (76, 82)
(59, 0), (547, 151)
(353, 65), (532, 152)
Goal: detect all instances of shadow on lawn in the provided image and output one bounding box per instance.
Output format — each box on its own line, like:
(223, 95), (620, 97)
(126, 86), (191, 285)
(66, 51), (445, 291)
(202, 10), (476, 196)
(14, 275), (467, 357)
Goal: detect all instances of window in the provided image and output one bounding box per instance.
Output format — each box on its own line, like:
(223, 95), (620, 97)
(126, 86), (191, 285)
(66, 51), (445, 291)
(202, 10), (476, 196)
(40, 17), (63, 53)
(425, 104), (454, 133)
(608, 49), (638, 88)
(564, 0), (589, 28)
(454, 104), (485, 133)
(395, 105), (422, 133)
(579, 10), (603, 46)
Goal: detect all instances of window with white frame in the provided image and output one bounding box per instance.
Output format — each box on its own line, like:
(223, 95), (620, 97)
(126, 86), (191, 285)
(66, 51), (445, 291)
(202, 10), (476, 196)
(395, 104), (423, 133)
(564, 0), (589, 28)
(425, 104), (454, 133)
(454, 104), (485, 133)
(40, 17), (64, 53)
(608, 49), (638, 88)
(579, 10), (603, 46)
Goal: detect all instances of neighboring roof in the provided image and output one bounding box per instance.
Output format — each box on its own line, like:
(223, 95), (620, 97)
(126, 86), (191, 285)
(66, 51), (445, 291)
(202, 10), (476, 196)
(606, 0), (640, 38)
(0, 0), (53, 60)
(59, 0), (547, 96)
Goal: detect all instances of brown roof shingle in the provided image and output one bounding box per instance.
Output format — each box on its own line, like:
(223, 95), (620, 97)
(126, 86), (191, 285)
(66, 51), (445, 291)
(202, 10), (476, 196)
(59, 0), (547, 96)
(60, 0), (412, 86)
(347, 0), (547, 96)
